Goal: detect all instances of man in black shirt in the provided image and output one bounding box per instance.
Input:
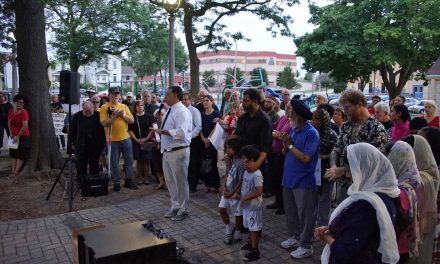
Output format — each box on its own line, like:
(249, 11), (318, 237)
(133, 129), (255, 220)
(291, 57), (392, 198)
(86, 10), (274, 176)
(0, 92), (12, 151)
(69, 101), (106, 177)
(234, 88), (272, 195)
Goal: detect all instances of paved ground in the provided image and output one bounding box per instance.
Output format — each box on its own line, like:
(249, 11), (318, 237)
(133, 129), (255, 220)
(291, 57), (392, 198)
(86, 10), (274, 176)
(0, 184), (324, 264)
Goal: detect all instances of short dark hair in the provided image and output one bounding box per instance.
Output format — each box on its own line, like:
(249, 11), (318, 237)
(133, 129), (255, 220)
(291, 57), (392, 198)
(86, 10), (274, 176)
(396, 95), (406, 103)
(317, 103), (335, 118)
(13, 94), (27, 103)
(393, 104), (410, 122)
(401, 135), (415, 148)
(168, 86), (183, 101)
(225, 135), (243, 156)
(243, 88), (260, 103)
(419, 127), (440, 165)
(372, 95), (382, 101)
(409, 117), (428, 131)
(240, 145), (260, 162)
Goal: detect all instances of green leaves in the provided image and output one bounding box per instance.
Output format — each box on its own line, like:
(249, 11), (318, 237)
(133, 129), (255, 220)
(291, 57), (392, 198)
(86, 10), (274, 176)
(46, 0), (167, 71)
(295, 0), (440, 97)
(277, 66), (300, 89)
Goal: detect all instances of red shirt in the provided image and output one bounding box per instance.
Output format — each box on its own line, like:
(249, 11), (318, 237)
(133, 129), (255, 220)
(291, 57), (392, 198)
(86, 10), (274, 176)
(8, 109), (30, 136)
(426, 116), (440, 128)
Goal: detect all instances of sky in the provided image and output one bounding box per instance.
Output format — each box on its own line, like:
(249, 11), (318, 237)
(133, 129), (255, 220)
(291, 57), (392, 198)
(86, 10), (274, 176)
(175, 0), (332, 55)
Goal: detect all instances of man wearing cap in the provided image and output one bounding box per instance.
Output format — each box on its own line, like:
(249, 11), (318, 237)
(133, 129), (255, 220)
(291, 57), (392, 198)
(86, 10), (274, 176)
(100, 87), (138, 191)
(122, 92), (135, 113)
(280, 98), (320, 259)
(86, 89), (97, 100)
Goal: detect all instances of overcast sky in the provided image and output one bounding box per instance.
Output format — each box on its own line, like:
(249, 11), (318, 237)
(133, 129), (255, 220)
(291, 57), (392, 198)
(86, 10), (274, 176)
(176, 0), (332, 55)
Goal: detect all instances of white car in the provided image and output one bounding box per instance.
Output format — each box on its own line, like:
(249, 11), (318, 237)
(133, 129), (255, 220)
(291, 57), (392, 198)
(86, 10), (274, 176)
(408, 100), (427, 114)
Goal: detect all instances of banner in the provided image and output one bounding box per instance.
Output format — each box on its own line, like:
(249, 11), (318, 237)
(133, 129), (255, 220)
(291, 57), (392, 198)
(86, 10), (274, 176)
(52, 113), (67, 136)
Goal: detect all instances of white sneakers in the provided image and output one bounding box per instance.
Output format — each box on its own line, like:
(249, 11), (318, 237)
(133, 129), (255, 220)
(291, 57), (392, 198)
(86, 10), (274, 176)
(280, 237), (299, 249)
(281, 237), (313, 259)
(290, 247), (313, 259)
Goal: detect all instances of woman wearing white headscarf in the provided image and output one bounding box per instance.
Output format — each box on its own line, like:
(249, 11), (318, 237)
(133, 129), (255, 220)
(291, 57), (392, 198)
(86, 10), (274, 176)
(402, 135), (440, 264)
(316, 143), (400, 264)
(387, 141), (421, 262)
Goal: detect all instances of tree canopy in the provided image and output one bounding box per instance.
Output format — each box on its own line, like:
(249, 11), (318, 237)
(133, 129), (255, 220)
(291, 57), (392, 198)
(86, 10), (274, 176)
(202, 70), (216, 88)
(124, 37), (188, 79)
(250, 67), (268, 87)
(46, 0), (166, 72)
(295, 0), (440, 99)
(225, 66), (243, 86)
(149, 0), (298, 98)
(277, 66), (299, 89)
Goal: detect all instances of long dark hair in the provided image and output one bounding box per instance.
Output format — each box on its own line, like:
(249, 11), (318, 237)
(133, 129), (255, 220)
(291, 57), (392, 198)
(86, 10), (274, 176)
(420, 127), (440, 166)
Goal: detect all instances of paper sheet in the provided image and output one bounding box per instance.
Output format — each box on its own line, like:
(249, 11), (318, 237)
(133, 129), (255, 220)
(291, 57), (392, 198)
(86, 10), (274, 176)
(7, 137), (19, 149)
(209, 123), (226, 151)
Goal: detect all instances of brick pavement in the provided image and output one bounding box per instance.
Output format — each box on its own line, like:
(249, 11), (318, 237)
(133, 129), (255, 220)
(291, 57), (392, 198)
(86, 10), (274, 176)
(0, 186), (324, 264)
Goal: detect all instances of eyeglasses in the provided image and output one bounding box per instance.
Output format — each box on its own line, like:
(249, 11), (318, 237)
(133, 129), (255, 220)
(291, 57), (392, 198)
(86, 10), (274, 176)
(15, 101), (24, 105)
(92, 101), (100, 103)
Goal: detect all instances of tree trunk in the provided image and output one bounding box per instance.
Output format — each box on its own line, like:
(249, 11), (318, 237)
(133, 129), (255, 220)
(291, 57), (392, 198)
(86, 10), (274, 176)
(14, 0), (64, 176)
(184, 14), (200, 100)
(379, 64), (413, 100)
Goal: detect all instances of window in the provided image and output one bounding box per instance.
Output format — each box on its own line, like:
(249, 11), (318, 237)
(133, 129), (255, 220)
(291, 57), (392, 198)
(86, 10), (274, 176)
(113, 60), (117, 70)
(126, 76), (130, 81)
(268, 58), (275, 65)
(113, 74), (117, 82)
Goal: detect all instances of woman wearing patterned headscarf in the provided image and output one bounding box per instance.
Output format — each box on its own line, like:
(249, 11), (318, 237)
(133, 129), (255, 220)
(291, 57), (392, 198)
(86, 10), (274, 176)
(311, 109), (338, 226)
(317, 143), (400, 264)
(388, 141), (421, 262)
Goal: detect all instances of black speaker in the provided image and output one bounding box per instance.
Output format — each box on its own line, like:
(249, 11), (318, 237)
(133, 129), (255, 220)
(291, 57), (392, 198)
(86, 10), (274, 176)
(59, 70), (80, 104)
(81, 174), (108, 197)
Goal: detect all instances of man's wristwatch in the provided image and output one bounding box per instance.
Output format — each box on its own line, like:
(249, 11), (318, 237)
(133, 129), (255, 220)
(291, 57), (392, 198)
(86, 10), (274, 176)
(288, 144), (294, 150)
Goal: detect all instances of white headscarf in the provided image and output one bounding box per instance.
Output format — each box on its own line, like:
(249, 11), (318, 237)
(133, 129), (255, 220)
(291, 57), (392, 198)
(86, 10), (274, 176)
(321, 143), (400, 264)
(412, 135), (440, 237)
(388, 141), (421, 256)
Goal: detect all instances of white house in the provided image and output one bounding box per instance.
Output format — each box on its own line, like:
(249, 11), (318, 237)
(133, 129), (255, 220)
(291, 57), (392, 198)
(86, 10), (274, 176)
(50, 54), (122, 88)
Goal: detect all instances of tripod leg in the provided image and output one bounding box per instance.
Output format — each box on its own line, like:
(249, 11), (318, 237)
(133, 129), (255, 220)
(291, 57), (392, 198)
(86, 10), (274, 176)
(46, 158), (69, 201)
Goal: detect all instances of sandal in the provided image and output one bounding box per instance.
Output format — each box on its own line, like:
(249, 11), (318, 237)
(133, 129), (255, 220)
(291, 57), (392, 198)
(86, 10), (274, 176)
(9, 172), (17, 177)
(154, 185), (164, 190)
(144, 181), (150, 185)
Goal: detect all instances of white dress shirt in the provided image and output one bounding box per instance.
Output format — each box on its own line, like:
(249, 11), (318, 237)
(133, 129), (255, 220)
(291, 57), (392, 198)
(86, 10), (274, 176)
(160, 101), (192, 152)
(187, 105), (202, 139)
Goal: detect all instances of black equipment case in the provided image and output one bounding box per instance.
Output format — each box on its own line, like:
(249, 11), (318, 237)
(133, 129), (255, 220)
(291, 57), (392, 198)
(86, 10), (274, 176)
(81, 174), (108, 197)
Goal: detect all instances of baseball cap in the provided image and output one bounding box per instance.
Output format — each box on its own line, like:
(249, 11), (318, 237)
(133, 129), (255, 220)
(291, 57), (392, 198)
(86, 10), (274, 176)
(108, 87), (120, 94)
(126, 92), (134, 97)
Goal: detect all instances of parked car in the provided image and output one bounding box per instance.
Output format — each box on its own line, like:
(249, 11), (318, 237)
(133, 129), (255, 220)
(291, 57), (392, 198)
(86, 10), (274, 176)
(408, 100), (428, 114)
(404, 97), (419, 107)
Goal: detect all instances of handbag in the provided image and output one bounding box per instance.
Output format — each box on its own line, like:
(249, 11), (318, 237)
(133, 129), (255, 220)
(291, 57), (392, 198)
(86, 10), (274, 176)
(200, 154), (212, 175)
(137, 115), (152, 152)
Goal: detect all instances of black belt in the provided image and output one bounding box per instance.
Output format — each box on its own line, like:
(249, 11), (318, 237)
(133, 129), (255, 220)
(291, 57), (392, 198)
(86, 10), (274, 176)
(165, 146), (188, 152)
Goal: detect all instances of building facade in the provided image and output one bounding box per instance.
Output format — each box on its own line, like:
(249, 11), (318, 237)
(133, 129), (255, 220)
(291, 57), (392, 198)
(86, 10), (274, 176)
(197, 50), (297, 87)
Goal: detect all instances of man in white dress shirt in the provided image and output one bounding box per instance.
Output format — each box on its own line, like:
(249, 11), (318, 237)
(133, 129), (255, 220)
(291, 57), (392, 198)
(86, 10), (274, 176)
(154, 86), (193, 221)
(182, 92), (202, 192)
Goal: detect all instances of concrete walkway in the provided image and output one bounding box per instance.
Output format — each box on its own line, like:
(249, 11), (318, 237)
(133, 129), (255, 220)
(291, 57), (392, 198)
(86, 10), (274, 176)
(0, 187), (324, 264)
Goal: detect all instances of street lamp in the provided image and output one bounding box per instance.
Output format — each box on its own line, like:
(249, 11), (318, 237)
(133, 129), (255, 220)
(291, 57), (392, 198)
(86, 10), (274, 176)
(161, 0), (181, 87)
(8, 32), (18, 97)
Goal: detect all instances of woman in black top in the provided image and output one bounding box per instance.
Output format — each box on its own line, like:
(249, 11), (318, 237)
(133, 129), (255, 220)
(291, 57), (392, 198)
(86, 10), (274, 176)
(200, 95), (222, 192)
(0, 92), (12, 151)
(128, 100), (154, 185)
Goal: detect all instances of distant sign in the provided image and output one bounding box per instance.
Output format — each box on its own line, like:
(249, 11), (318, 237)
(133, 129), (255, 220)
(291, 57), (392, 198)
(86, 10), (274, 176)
(52, 113), (67, 136)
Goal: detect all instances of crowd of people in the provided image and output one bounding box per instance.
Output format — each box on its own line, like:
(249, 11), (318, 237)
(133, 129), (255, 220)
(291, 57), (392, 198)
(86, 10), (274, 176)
(1, 86), (440, 262)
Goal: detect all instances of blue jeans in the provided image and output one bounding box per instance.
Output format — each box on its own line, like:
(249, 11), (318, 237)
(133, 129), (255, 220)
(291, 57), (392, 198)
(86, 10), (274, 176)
(110, 138), (134, 184)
